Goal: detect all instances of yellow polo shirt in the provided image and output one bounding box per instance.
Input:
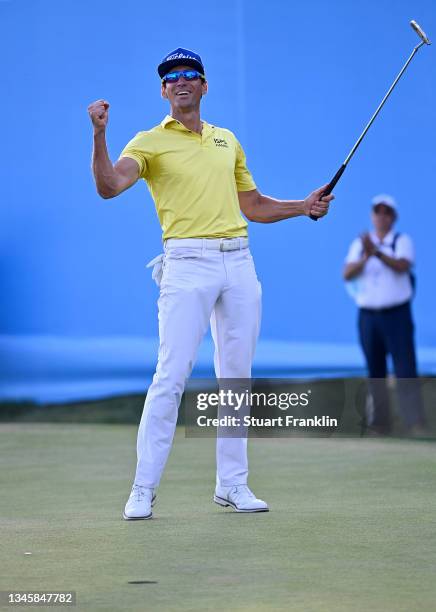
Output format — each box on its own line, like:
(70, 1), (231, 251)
(119, 115), (256, 240)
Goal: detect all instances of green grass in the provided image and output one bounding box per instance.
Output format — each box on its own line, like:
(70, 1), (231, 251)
(1, 424), (435, 611)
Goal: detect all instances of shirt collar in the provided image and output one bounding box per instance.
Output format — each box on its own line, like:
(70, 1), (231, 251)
(160, 114), (212, 134)
(161, 114), (178, 128)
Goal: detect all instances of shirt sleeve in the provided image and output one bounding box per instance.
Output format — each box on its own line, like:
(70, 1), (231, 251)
(345, 238), (363, 263)
(395, 234), (415, 264)
(119, 131), (153, 179)
(234, 138), (256, 192)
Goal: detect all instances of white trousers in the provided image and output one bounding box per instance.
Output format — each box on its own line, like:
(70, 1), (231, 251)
(134, 241), (262, 488)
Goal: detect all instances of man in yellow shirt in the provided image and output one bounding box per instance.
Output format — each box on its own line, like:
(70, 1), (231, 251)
(88, 48), (333, 520)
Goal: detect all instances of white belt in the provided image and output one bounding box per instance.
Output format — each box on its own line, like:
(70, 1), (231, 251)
(164, 237), (249, 252)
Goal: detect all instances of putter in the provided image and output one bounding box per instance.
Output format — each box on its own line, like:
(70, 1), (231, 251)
(311, 20), (431, 221)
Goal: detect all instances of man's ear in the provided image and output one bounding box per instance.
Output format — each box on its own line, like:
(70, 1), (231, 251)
(161, 83), (168, 99)
(202, 80), (208, 96)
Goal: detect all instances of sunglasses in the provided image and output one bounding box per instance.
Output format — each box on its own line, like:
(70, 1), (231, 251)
(373, 206), (395, 215)
(162, 69), (205, 84)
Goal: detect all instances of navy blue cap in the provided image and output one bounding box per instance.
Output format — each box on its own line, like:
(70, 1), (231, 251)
(157, 47), (205, 79)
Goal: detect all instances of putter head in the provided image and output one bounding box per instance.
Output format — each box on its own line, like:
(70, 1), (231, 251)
(410, 20), (431, 45)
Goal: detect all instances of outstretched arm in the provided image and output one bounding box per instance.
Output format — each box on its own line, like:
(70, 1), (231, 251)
(88, 99), (140, 199)
(238, 185), (334, 223)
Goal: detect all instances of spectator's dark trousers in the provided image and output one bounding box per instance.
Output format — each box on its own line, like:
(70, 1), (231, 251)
(358, 301), (425, 432)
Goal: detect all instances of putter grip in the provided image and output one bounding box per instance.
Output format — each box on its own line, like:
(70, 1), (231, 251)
(310, 163), (347, 221)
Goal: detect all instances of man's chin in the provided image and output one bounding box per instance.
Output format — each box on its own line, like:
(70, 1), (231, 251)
(173, 102), (198, 112)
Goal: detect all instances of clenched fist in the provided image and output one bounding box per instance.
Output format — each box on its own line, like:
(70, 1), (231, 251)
(88, 99), (110, 132)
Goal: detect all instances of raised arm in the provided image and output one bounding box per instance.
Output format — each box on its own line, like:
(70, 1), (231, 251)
(88, 99), (140, 199)
(238, 185), (333, 223)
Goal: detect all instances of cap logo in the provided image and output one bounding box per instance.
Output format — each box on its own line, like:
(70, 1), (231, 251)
(166, 52), (197, 61)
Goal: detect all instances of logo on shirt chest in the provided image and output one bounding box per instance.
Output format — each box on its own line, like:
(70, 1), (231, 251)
(214, 137), (228, 148)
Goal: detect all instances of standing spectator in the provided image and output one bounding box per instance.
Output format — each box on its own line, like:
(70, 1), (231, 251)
(343, 194), (426, 435)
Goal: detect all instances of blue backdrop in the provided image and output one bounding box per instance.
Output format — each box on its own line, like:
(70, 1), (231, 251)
(1, 0), (435, 402)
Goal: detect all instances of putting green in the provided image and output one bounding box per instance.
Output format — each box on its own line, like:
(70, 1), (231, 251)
(1, 424), (435, 611)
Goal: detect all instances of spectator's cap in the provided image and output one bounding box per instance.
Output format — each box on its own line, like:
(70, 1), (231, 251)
(371, 193), (398, 213)
(158, 48), (205, 79)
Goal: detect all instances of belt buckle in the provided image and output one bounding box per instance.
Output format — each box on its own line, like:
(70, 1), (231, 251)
(220, 238), (239, 252)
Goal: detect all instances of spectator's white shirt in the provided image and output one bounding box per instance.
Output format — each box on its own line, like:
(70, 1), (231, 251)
(345, 230), (414, 309)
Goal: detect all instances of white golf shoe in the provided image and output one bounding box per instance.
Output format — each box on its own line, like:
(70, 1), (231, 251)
(123, 485), (156, 520)
(214, 484), (269, 513)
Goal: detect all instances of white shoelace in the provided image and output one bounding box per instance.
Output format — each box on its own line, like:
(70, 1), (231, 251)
(132, 485), (148, 502)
